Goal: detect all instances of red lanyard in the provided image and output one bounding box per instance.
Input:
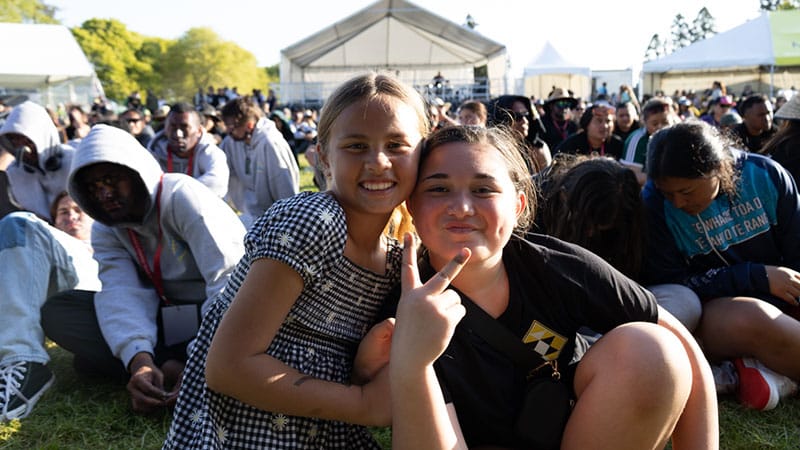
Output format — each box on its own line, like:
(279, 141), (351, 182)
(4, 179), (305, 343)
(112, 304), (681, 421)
(167, 150), (194, 176)
(598, 143), (605, 156)
(127, 175), (168, 304)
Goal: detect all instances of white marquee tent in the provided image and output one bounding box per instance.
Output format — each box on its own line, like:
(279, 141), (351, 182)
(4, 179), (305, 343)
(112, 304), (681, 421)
(641, 9), (800, 97)
(522, 41), (592, 100)
(0, 23), (103, 107)
(279, 0), (508, 105)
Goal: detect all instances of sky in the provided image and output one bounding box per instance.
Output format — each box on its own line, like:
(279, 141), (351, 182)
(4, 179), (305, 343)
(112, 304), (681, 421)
(48, 0), (763, 77)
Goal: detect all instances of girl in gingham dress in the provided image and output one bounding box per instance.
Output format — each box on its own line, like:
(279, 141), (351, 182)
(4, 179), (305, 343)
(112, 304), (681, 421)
(163, 73), (430, 449)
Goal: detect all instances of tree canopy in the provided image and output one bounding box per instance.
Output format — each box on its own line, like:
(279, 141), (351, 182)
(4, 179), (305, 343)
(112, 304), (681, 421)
(0, 0), (58, 24)
(161, 27), (267, 101)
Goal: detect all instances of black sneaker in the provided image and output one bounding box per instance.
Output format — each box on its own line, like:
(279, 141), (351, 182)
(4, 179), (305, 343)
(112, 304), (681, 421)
(0, 361), (55, 421)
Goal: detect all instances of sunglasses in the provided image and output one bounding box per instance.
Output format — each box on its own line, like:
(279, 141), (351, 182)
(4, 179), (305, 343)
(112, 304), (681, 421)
(125, 118), (142, 124)
(554, 101), (573, 109)
(512, 111), (530, 120)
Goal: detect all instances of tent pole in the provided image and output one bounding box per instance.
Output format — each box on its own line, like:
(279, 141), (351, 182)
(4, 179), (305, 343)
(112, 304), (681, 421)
(769, 65), (774, 99)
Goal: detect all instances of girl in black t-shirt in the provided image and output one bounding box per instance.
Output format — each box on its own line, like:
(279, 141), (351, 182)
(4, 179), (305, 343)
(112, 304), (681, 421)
(383, 126), (718, 450)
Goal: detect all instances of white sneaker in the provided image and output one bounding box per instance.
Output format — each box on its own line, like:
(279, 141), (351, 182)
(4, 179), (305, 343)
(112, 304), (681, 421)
(734, 358), (798, 411)
(711, 360), (738, 395)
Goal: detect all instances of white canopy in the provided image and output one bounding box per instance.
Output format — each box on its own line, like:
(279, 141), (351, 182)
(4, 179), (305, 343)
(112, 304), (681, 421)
(279, 0), (508, 104)
(523, 41), (591, 78)
(642, 13), (774, 73)
(1, 23), (97, 88)
(522, 41), (591, 100)
(0, 23), (103, 106)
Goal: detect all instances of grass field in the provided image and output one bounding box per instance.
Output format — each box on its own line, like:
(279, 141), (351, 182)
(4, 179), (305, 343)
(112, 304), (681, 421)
(2, 342), (799, 449)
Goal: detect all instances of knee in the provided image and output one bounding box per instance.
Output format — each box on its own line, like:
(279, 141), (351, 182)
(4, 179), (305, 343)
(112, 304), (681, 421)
(596, 323), (692, 406)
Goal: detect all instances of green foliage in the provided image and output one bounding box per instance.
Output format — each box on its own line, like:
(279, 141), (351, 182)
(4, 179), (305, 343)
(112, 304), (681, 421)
(670, 14), (692, 51)
(0, 0), (58, 24)
(761, 0), (800, 10)
(70, 19), (151, 102)
(264, 64), (280, 86)
(161, 27), (267, 101)
(644, 34), (663, 61)
(691, 7), (716, 42)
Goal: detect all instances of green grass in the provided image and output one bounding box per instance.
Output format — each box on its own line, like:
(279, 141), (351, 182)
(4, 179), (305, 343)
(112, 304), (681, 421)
(3, 343), (798, 449)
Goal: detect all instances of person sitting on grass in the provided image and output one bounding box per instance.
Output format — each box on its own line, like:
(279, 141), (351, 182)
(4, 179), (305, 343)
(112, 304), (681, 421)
(384, 125), (718, 449)
(0, 192), (99, 422)
(41, 125), (245, 414)
(642, 121), (800, 411)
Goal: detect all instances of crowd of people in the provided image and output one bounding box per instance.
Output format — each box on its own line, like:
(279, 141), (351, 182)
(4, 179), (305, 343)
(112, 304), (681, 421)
(0, 72), (799, 449)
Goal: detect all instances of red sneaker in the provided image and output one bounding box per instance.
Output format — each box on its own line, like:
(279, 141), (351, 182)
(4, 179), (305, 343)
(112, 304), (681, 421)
(734, 358), (797, 411)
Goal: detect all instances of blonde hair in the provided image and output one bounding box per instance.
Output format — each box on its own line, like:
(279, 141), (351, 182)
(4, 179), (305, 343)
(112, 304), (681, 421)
(318, 73), (430, 240)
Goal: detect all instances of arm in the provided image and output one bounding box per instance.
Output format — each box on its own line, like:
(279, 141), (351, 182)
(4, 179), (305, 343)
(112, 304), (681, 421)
(205, 258), (390, 425)
(169, 181), (246, 314)
(261, 134), (299, 203)
(91, 223), (161, 368)
(656, 307), (719, 450)
(390, 234), (469, 450)
(195, 140), (230, 198)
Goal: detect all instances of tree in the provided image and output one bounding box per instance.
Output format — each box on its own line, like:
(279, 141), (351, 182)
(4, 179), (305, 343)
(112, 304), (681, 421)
(160, 27), (267, 101)
(464, 14), (478, 29)
(0, 0), (58, 23)
(761, 0), (799, 9)
(71, 19), (154, 102)
(644, 34), (663, 61)
(691, 7), (716, 42)
(670, 13), (692, 50)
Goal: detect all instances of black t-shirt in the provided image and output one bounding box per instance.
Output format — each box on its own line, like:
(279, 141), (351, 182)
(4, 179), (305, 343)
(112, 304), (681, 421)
(731, 122), (777, 153)
(554, 132), (624, 160)
(386, 234), (657, 448)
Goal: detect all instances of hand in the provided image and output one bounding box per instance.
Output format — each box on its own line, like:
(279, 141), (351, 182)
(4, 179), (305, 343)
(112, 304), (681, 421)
(160, 359), (185, 406)
(126, 352), (168, 413)
(391, 233), (470, 372)
(766, 265), (800, 306)
(353, 318), (395, 385)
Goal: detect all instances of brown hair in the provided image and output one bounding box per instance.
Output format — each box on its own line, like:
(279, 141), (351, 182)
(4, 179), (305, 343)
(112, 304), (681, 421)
(418, 125), (535, 231)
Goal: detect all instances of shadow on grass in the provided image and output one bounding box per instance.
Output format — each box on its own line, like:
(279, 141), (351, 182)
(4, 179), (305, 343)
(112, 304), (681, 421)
(3, 344), (797, 449)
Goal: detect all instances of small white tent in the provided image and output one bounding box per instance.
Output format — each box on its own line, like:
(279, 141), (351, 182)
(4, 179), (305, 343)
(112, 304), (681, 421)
(642, 10), (800, 97)
(279, 0), (508, 105)
(0, 23), (103, 107)
(522, 41), (591, 100)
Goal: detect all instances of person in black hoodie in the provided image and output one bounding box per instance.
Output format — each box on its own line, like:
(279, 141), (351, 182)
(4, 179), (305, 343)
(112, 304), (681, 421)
(487, 95), (550, 173)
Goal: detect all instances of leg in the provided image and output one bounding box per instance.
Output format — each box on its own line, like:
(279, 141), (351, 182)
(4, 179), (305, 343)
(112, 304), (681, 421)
(562, 322), (692, 450)
(698, 296), (800, 379)
(649, 284), (702, 332)
(0, 213), (77, 366)
(41, 290), (128, 380)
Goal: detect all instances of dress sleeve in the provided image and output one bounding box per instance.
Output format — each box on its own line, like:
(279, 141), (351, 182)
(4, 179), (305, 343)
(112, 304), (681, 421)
(244, 192), (346, 287)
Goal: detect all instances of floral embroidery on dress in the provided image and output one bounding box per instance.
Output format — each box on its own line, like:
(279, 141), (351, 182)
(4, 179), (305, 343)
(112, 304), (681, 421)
(318, 209), (334, 225)
(279, 232), (294, 247)
(272, 414), (289, 431)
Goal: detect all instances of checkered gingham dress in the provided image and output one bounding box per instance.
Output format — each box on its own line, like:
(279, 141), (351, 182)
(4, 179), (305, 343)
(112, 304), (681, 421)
(164, 192), (401, 449)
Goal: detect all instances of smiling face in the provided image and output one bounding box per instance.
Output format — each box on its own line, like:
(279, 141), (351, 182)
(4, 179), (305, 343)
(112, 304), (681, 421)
(320, 96), (422, 222)
(78, 162), (147, 224)
(409, 141), (524, 270)
(586, 111), (614, 144)
(654, 175), (720, 216)
(54, 195), (93, 241)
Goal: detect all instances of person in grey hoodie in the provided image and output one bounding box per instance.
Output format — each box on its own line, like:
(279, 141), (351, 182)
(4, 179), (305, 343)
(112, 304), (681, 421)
(0, 101), (75, 222)
(41, 124), (246, 414)
(220, 97), (299, 228)
(147, 102), (229, 198)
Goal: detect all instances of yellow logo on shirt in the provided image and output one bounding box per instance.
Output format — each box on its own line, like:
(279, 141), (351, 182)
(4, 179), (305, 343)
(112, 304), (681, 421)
(523, 321), (566, 361)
